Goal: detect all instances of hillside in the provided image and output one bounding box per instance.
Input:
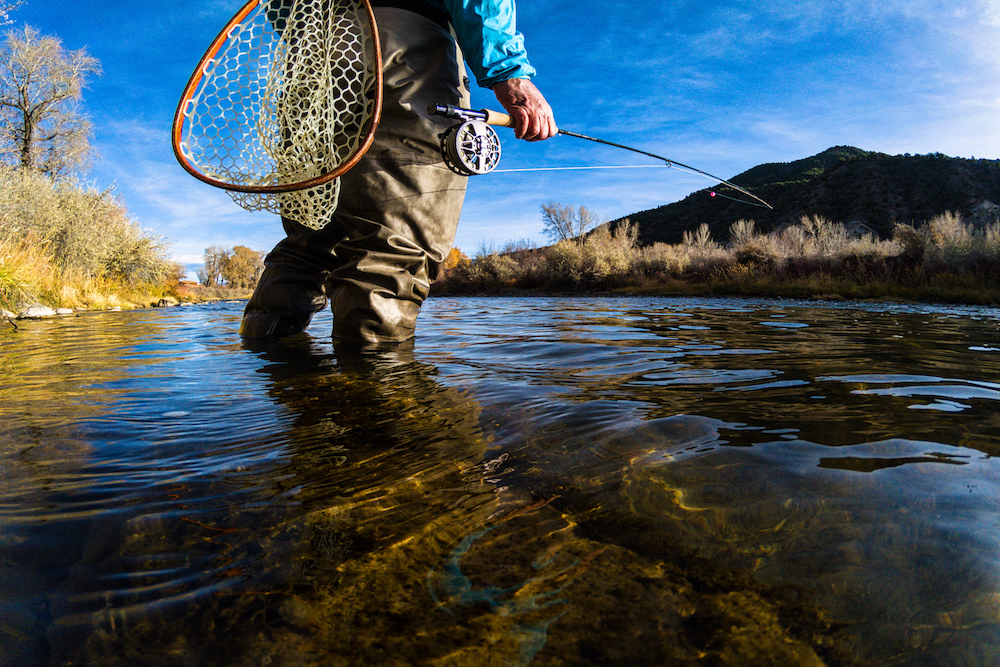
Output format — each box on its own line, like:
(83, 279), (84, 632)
(619, 147), (1000, 245)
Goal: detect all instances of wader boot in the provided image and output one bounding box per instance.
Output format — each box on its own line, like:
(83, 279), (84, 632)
(239, 216), (344, 338)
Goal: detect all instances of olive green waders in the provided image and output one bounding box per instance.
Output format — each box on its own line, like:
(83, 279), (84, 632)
(240, 7), (471, 344)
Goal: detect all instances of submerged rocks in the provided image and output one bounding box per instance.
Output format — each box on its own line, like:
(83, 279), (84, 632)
(6, 303), (157, 321)
(17, 304), (57, 319)
(13, 305), (76, 319)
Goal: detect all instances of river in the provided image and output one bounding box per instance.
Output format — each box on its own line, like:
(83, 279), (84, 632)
(2, 296), (999, 666)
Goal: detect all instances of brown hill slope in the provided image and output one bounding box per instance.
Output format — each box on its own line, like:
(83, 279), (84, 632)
(619, 147), (1000, 245)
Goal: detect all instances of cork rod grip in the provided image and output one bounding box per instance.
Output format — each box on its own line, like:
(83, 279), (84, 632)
(480, 109), (515, 128)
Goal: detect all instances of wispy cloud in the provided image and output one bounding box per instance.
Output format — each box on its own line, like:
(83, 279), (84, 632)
(91, 116), (285, 261)
(976, 0), (1000, 24)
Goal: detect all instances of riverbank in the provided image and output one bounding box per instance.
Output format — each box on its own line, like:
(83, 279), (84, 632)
(434, 273), (1000, 307)
(0, 167), (189, 317)
(1, 283), (252, 322)
(433, 214), (1000, 307)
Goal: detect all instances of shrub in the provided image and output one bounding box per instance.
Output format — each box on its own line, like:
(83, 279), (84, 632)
(438, 206), (999, 303)
(0, 168), (171, 284)
(728, 219), (758, 247)
(892, 223), (924, 262)
(982, 223), (1000, 261)
(733, 244), (778, 274)
(923, 212), (972, 266)
(450, 250), (523, 291)
(582, 221), (637, 281)
(682, 223), (717, 249)
(544, 239), (583, 284)
(0, 167), (174, 310)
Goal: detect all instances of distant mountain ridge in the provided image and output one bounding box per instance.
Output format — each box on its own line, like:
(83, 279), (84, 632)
(619, 147), (1000, 245)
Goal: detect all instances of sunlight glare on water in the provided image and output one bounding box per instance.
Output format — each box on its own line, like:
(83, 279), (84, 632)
(1, 297), (999, 666)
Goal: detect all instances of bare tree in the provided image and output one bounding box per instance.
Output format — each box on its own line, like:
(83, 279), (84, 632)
(198, 245), (228, 286)
(0, 25), (101, 177)
(0, 1), (22, 27)
(576, 206), (600, 239)
(541, 202), (601, 244)
(541, 202), (574, 243)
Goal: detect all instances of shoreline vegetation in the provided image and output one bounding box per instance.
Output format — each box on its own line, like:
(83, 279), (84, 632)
(2, 17), (998, 318)
(0, 167), (249, 319)
(433, 214), (1000, 306)
(4, 162), (999, 319)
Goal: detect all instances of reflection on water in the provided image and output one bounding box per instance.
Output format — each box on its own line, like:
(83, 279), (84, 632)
(2, 297), (1000, 666)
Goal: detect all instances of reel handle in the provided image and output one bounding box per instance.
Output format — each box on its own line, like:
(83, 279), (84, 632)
(428, 103), (514, 128)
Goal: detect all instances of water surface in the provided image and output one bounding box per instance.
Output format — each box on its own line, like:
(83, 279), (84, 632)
(2, 297), (999, 666)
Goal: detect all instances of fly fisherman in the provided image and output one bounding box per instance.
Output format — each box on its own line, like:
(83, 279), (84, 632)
(240, 0), (557, 344)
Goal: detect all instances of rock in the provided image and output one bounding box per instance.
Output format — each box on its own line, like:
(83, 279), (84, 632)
(156, 297), (180, 308)
(844, 220), (878, 239)
(969, 200), (1000, 227)
(17, 304), (56, 319)
(1, 309), (14, 320)
(55, 308), (74, 315)
(278, 597), (322, 633)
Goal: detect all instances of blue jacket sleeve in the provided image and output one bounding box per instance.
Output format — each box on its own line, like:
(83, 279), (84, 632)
(434, 0), (537, 88)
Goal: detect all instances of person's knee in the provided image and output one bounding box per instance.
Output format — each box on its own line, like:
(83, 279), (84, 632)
(329, 281), (421, 344)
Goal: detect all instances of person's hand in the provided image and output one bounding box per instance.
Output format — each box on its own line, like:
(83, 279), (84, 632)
(491, 78), (557, 141)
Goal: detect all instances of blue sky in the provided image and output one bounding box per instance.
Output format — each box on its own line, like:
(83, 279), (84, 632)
(13, 0), (1000, 270)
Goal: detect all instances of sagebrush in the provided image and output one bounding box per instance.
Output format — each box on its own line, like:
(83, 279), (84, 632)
(435, 213), (1000, 304)
(0, 167), (177, 311)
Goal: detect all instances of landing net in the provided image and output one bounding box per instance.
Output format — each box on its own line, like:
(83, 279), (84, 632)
(174, 0), (381, 229)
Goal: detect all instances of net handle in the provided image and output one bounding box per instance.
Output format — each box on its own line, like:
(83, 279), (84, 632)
(171, 0), (383, 194)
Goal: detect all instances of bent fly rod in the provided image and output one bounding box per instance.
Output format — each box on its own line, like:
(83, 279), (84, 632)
(429, 103), (772, 210)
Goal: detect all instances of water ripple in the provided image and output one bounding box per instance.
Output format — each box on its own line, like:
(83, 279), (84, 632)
(3, 297), (1000, 666)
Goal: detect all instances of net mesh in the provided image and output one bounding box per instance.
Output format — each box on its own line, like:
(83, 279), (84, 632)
(178, 0), (378, 229)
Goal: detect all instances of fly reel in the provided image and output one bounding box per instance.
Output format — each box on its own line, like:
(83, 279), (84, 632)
(440, 120), (501, 176)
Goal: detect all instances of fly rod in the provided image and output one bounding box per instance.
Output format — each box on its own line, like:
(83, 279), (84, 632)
(429, 103), (772, 210)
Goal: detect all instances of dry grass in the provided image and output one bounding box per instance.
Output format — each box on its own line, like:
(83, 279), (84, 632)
(434, 212), (1000, 304)
(0, 167), (179, 312)
(0, 235), (52, 308)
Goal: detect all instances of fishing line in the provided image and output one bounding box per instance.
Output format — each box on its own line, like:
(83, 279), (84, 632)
(496, 155), (772, 208)
(429, 104), (773, 210)
(494, 161), (767, 208)
(708, 190), (752, 204)
(557, 128), (772, 209)
(493, 164), (670, 173)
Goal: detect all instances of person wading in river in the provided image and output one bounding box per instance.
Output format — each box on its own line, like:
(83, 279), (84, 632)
(240, 0), (557, 345)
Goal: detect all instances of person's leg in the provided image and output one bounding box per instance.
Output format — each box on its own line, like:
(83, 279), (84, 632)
(326, 8), (471, 344)
(242, 8), (469, 343)
(239, 215), (345, 337)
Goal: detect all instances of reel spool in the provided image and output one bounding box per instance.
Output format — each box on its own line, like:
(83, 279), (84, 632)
(440, 120), (502, 175)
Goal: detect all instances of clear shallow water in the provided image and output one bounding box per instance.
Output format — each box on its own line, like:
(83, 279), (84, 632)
(2, 297), (999, 666)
